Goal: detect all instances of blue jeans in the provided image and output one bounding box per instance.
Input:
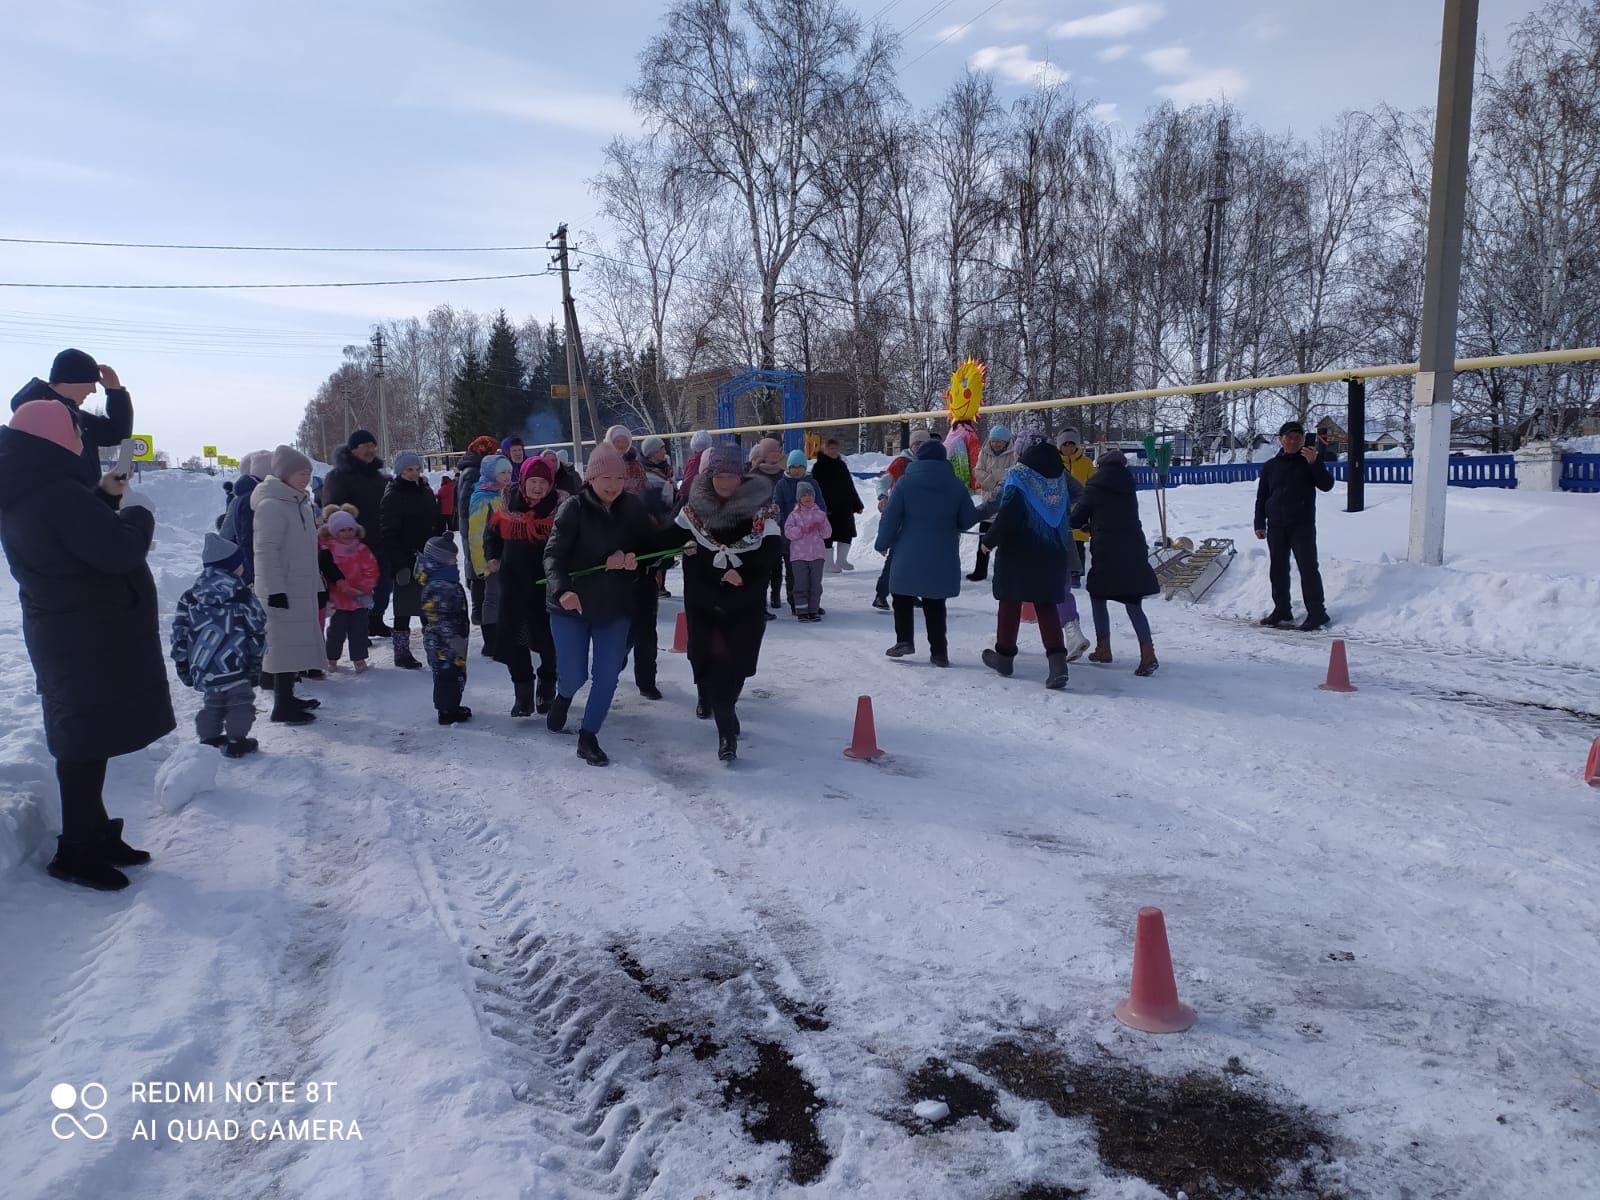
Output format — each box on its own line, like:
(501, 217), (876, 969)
(550, 612), (631, 734)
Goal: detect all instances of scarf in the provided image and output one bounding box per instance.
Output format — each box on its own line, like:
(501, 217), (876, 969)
(675, 474), (779, 569)
(1002, 464), (1075, 549)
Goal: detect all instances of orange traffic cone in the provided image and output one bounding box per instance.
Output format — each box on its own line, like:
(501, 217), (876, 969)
(1021, 602), (1038, 624)
(669, 610), (688, 654)
(1114, 907), (1196, 1033)
(842, 695), (885, 761)
(1317, 639), (1357, 692)
(1585, 737), (1600, 788)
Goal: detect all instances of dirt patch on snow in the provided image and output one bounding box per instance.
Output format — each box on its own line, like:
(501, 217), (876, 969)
(722, 1041), (831, 1185)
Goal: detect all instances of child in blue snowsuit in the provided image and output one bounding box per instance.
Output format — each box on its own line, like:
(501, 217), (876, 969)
(417, 535), (471, 725)
(170, 533), (268, 757)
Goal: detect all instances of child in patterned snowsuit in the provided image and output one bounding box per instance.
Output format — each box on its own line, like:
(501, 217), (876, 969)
(171, 533), (268, 757)
(417, 535), (471, 725)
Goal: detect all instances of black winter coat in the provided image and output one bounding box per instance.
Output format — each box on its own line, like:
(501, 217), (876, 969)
(381, 475), (442, 619)
(321, 447), (388, 550)
(677, 474), (782, 687)
(810, 452), (864, 542)
(456, 452), (483, 514)
(1071, 462), (1159, 602)
(9, 377), (135, 478)
(485, 492), (562, 661)
(0, 426), (175, 761)
(1253, 450), (1335, 531)
(543, 488), (675, 625)
(981, 473), (1083, 605)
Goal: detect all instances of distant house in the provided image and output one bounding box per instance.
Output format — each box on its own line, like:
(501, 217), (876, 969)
(1369, 430), (1406, 451)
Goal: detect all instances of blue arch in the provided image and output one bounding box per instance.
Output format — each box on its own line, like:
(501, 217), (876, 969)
(715, 370), (805, 453)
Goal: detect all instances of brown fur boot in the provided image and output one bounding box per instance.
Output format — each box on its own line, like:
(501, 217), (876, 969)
(1134, 641), (1159, 677)
(1087, 637), (1113, 664)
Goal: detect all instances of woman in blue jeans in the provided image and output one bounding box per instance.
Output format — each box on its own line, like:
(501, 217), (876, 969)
(542, 443), (673, 766)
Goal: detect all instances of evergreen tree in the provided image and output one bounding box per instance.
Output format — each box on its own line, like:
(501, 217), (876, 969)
(483, 309), (529, 437)
(444, 345), (495, 450)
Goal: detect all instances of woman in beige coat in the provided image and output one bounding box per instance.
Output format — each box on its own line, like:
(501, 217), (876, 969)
(967, 425), (1016, 582)
(252, 445), (325, 724)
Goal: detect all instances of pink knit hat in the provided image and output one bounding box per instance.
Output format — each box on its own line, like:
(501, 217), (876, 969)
(9, 400), (82, 455)
(584, 443), (627, 481)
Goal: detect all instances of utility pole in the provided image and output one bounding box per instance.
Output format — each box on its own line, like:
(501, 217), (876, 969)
(1195, 116), (1231, 465)
(340, 381), (352, 441)
(371, 328), (389, 460)
(550, 223), (602, 465)
(1407, 0), (1478, 566)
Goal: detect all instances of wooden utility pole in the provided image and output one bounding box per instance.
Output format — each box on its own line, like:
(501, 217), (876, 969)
(1195, 117), (1231, 464)
(550, 223), (601, 466)
(371, 329), (389, 460)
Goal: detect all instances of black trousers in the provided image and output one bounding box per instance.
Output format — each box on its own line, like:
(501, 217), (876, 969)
(628, 574), (659, 688)
(892, 595), (947, 654)
(1267, 522), (1326, 616)
(56, 759), (110, 850)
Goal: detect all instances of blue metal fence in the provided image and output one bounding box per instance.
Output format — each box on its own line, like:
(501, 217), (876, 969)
(1562, 453), (1600, 493)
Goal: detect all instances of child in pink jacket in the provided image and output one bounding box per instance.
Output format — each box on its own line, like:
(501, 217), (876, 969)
(782, 482), (831, 621)
(319, 506), (381, 671)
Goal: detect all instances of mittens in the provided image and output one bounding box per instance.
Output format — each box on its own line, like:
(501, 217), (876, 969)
(394, 567), (412, 587)
(267, 593), (289, 609)
(119, 490), (154, 515)
(317, 591), (328, 609)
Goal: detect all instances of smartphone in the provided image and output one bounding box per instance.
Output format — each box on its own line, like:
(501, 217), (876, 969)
(113, 439), (134, 479)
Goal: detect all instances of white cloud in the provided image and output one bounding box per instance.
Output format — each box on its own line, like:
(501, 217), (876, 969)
(1140, 44), (1247, 104)
(1091, 102), (1120, 122)
(1051, 4), (1165, 39)
(1097, 43), (1131, 62)
(968, 45), (1070, 87)
(932, 23), (971, 43)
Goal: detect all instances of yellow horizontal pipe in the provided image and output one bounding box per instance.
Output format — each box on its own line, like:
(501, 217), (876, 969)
(421, 345), (1599, 458)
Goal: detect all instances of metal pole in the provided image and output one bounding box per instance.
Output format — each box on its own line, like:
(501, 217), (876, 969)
(1407, 0), (1478, 565)
(372, 329), (389, 460)
(551, 224), (583, 468)
(1346, 377), (1366, 513)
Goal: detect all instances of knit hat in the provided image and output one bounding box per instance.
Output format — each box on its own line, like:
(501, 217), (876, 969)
(706, 444), (745, 477)
(424, 535), (457, 562)
(604, 424), (632, 447)
(202, 533), (246, 573)
(909, 426), (932, 447)
(553, 448), (571, 464)
(392, 450), (422, 473)
(243, 450), (272, 477)
(49, 348), (101, 386)
(8, 400), (82, 454)
(1057, 427), (1082, 446)
(1020, 440), (1064, 478)
(326, 509), (359, 535)
(689, 429), (712, 453)
(519, 455), (555, 487)
(347, 429), (377, 450)
(786, 449), (807, 469)
(915, 439), (948, 461)
(754, 437), (784, 470)
(988, 424), (1012, 444)
(272, 444), (313, 481)
(1098, 448), (1128, 468)
(585, 442), (627, 481)
(479, 454), (512, 484)
(640, 435), (666, 459)
(796, 480), (816, 499)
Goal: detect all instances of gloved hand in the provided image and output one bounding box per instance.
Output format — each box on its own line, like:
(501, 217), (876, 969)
(119, 489), (154, 515)
(394, 567), (412, 587)
(267, 593), (289, 609)
(319, 547), (343, 582)
(681, 540), (697, 557)
(317, 591), (328, 609)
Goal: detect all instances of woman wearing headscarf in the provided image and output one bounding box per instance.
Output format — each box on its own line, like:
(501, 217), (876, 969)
(979, 440), (1079, 689)
(676, 444), (782, 762)
(1072, 449), (1161, 676)
(486, 455), (567, 716)
(467, 453), (514, 656)
(0, 402), (175, 890)
(873, 439), (978, 667)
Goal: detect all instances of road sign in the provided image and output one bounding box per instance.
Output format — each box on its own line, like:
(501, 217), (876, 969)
(130, 435), (155, 463)
(551, 383), (587, 400)
(203, 444), (217, 457)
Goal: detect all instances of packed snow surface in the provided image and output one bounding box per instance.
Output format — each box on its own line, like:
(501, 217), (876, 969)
(0, 467), (1595, 1199)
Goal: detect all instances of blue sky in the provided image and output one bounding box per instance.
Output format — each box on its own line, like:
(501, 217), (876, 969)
(0, 0), (1528, 461)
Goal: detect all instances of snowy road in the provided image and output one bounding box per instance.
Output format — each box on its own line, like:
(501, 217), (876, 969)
(2, 472), (1597, 1199)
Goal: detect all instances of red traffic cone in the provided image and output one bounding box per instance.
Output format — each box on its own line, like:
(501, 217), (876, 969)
(842, 695), (885, 761)
(668, 610), (688, 654)
(1317, 638), (1357, 692)
(1113, 907), (1196, 1034)
(1021, 602), (1038, 624)
(1585, 737), (1600, 788)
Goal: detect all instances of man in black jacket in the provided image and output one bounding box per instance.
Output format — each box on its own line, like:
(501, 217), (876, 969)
(322, 429), (392, 635)
(9, 348), (134, 477)
(1254, 420), (1335, 631)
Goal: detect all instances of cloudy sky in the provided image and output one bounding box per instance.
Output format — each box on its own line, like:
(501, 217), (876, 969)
(0, 0), (1533, 462)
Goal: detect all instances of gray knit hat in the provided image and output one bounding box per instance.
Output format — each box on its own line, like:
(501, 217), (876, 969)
(640, 436), (666, 458)
(424, 535), (457, 562)
(392, 450), (423, 473)
(271, 444), (313, 481)
(202, 533), (245, 572)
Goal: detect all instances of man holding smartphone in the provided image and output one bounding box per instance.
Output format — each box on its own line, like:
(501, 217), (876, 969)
(9, 348), (134, 477)
(1254, 419), (1335, 631)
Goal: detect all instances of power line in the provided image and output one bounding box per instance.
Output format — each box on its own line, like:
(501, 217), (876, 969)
(0, 236), (545, 253)
(903, 0), (1009, 69)
(0, 271), (560, 291)
(897, 0), (961, 40)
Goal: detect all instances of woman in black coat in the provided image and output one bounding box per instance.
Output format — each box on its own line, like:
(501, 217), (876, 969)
(675, 446), (782, 762)
(0, 401), (175, 890)
(809, 438), (864, 571)
(380, 452), (442, 666)
(485, 456), (565, 717)
(1070, 449), (1160, 676)
(979, 440), (1081, 689)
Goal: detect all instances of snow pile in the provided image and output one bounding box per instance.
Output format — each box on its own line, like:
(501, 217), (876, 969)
(1561, 433), (1600, 454)
(154, 742), (218, 814)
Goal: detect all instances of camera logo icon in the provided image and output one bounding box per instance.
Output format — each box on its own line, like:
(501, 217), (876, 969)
(50, 1083), (108, 1141)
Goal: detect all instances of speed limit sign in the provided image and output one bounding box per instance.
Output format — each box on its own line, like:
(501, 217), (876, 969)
(130, 434), (155, 462)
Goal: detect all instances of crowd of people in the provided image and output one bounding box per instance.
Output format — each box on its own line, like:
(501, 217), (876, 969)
(1, 346), (1338, 892)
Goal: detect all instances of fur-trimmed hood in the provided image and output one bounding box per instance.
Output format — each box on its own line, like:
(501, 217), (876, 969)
(683, 470), (775, 535)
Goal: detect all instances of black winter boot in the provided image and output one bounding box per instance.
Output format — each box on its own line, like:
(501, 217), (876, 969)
(438, 706), (473, 725)
(1045, 651), (1070, 690)
(1260, 608), (1293, 627)
(546, 694), (573, 733)
(535, 676), (556, 715)
(982, 648), (1016, 676)
(271, 674), (315, 724)
(576, 730), (609, 766)
(510, 681), (534, 717)
(718, 734), (738, 762)
(103, 817), (150, 867)
(47, 838), (129, 891)
(223, 737), (259, 758)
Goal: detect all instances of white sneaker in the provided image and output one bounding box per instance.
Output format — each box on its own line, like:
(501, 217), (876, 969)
(1063, 620), (1090, 662)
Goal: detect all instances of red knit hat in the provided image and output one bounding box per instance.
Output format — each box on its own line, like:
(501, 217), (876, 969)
(9, 400), (82, 454)
(519, 455), (555, 487)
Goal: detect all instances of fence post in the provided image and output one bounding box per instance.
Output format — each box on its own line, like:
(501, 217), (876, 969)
(1346, 377), (1366, 513)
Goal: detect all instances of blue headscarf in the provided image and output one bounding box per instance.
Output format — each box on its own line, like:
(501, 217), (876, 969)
(1004, 441), (1079, 547)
